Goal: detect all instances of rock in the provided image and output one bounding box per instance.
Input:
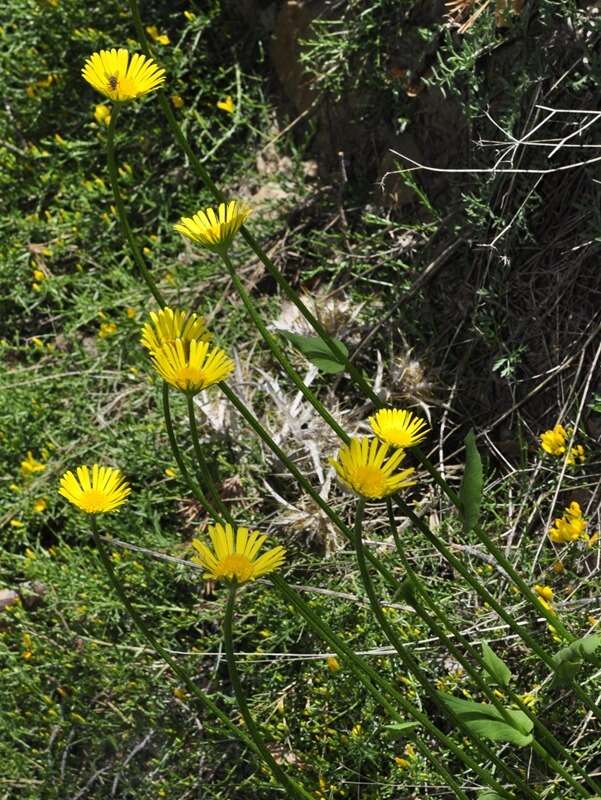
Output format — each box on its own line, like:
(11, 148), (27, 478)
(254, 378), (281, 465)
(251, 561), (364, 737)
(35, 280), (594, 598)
(0, 589), (19, 611)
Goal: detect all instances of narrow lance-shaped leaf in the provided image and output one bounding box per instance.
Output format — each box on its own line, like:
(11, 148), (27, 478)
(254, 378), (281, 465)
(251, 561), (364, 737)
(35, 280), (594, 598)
(459, 429), (483, 532)
(279, 330), (348, 375)
(551, 634), (601, 687)
(481, 642), (512, 687)
(437, 692), (534, 747)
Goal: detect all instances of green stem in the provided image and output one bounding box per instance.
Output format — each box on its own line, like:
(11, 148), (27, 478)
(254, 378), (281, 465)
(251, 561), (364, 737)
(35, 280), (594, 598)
(273, 575), (505, 800)
(221, 253), (349, 442)
(223, 584), (313, 800)
(162, 383), (221, 522)
(185, 394), (234, 525)
(395, 497), (601, 724)
(128, 0), (381, 404)
(353, 502), (530, 799)
(386, 502), (597, 797)
(219, 381), (398, 589)
(106, 107), (164, 307)
(90, 518), (260, 757)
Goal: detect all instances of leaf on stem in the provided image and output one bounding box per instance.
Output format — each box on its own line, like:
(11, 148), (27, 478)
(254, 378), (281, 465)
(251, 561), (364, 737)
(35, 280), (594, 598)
(551, 635), (601, 687)
(279, 330), (348, 374)
(437, 693), (533, 747)
(459, 429), (483, 532)
(481, 642), (512, 687)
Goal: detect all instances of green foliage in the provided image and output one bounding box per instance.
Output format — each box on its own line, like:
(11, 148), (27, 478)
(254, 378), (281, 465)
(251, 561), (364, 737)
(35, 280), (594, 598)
(551, 636), (601, 687)
(437, 694), (534, 747)
(459, 429), (483, 533)
(279, 330), (349, 374)
(481, 642), (512, 687)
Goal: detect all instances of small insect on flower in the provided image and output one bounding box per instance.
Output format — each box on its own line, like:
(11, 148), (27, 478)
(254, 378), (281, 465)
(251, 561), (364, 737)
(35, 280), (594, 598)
(191, 523), (286, 584)
(149, 339), (234, 395)
(174, 200), (251, 255)
(331, 437), (415, 500)
(140, 307), (211, 355)
(58, 465), (131, 514)
(369, 408), (429, 449)
(82, 49), (166, 102)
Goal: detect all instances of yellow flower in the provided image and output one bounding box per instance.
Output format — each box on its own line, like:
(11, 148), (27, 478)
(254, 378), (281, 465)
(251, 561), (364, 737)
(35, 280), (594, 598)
(94, 104), (111, 126)
(58, 465), (131, 514)
(10, 519), (24, 528)
(395, 756), (411, 768)
(534, 584), (553, 602)
(21, 451), (45, 476)
(150, 339), (234, 394)
(191, 522), (286, 584)
(82, 49), (166, 102)
(164, 467), (176, 478)
(216, 95), (235, 113)
(125, 306), (137, 319)
(140, 306), (211, 354)
(170, 94), (184, 109)
(33, 498), (47, 513)
(33, 269), (45, 282)
(326, 656), (341, 672)
(369, 408), (429, 449)
(183, 10), (196, 21)
(330, 437), (415, 500)
(174, 200), (251, 254)
(540, 424), (567, 456)
(146, 25), (170, 45)
(566, 444), (586, 465)
(549, 500), (587, 544)
(98, 321), (117, 338)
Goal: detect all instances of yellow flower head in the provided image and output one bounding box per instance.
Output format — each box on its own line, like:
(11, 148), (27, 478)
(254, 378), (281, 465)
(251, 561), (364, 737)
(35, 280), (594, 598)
(216, 95), (235, 113)
(549, 501), (587, 544)
(94, 104), (111, 126)
(145, 25), (170, 45)
(534, 584), (553, 602)
(330, 437), (415, 500)
(191, 523), (285, 584)
(33, 498), (47, 513)
(540, 424), (567, 456)
(150, 338), (234, 394)
(566, 444), (586, 466)
(174, 200), (251, 254)
(58, 465), (131, 514)
(140, 307), (211, 354)
(369, 408), (429, 449)
(21, 451), (45, 476)
(82, 49), (166, 102)
(170, 94), (184, 109)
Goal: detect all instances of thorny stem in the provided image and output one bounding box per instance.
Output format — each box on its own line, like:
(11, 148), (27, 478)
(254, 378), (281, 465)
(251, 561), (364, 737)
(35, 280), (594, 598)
(185, 394), (234, 525)
(90, 518), (261, 758)
(162, 383), (221, 522)
(353, 502), (530, 800)
(223, 584), (313, 800)
(106, 107), (164, 307)
(221, 253), (349, 443)
(386, 501), (598, 798)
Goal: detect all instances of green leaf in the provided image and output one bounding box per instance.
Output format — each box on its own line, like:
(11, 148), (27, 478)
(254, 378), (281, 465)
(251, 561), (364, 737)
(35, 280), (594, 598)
(551, 635), (601, 687)
(383, 721), (420, 739)
(438, 693), (533, 747)
(478, 793), (506, 800)
(279, 330), (348, 374)
(481, 642), (512, 687)
(459, 429), (483, 532)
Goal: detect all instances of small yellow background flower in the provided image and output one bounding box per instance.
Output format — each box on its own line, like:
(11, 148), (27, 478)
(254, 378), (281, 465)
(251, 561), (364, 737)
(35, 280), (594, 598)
(174, 201), (251, 254)
(216, 95), (235, 113)
(331, 437), (415, 499)
(549, 501), (587, 543)
(540, 424), (567, 456)
(58, 465), (131, 514)
(192, 523), (286, 583)
(82, 49), (165, 102)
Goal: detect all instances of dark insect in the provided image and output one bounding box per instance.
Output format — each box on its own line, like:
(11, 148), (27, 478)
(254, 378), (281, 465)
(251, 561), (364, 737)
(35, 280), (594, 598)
(108, 75), (118, 91)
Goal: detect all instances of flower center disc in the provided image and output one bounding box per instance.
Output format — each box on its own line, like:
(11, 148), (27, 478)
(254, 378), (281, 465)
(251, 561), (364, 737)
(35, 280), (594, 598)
(213, 554), (254, 583)
(174, 366), (206, 391)
(352, 465), (387, 498)
(79, 489), (110, 513)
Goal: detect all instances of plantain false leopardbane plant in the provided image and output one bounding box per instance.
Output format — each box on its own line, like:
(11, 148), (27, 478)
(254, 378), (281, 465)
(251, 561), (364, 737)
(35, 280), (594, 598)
(56, 9), (601, 799)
